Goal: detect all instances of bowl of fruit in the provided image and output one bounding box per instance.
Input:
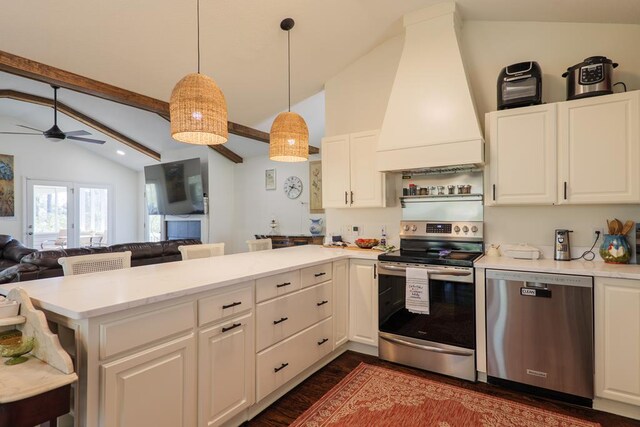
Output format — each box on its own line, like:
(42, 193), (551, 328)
(355, 238), (379, 249)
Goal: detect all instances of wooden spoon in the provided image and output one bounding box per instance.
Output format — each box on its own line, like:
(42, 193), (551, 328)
(613, 219), (623, 235)
(621, 220), (635, 236)
(607, 219), (612, 234)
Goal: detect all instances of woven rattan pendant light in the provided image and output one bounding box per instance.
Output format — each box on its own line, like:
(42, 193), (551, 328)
(170, 0), (228, 145)
(270, 18), (309, 162)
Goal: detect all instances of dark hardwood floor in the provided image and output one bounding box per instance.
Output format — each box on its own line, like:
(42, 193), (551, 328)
(247, 351), (640, 427)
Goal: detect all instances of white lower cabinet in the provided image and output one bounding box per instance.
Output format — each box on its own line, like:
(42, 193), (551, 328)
(101, 334), (197, 427)
(256, 317), (333, 401)
(198, 312), (254, 427)
(256, 281), (332, 352)
(333, 260), (349, 347)
(595, 277), (640, 406)
(348, 259), (378, 346)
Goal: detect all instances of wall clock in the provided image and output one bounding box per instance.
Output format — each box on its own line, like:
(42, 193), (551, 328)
(284, 176), (303, 199)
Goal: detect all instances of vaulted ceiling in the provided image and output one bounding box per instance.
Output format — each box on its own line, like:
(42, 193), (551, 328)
(2, 0), (638, 128)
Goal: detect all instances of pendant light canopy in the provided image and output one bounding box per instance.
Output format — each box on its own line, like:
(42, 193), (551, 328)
(170, 0), (228, 145)
(270, 18), (309, 162)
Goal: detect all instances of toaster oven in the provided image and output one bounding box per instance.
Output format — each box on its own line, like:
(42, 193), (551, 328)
(497, 61), (542, 110)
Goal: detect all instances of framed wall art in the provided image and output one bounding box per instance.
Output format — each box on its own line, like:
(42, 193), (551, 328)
(0, 154), (15, 217)
(265, 169), (276, 190)
(309, 161), (323, 213)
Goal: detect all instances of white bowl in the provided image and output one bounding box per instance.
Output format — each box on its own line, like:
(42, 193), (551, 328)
(0, 301), (19, 318)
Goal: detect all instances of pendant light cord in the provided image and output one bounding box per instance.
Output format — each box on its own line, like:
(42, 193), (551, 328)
(197, 0), (201, 74)
(287, 29), (291, 112)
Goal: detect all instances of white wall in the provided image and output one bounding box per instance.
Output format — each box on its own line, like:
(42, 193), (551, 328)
(323, 35), (404, 245)
(0, 115), (140, 244)
(232, 154), (323, 253)
(323, 20), (640, 256)
(208, 150), (236, 251)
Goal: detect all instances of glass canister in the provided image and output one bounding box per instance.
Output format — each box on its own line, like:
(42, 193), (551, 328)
(447, 185), (456, 195)
(599, 234), (631, 264)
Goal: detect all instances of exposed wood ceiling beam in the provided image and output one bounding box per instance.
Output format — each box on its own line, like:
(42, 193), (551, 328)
(0, 50), (318, 157)
(227, 122), (320, 155)
(0, 89), (161, 161)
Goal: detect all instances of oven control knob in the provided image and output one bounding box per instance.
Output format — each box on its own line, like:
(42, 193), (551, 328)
(410, 225), (418, 232)
(462, 226), (469, 233)
(403, 225), (410, 232)
(471, 226), (478, 233)
(454, 226), (461, 233)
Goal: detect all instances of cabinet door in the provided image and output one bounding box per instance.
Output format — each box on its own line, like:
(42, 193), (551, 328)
(198, 312), (254, 427)
(321, 135), (351, 208)
(349, 260), (378, 346)
(486, 104), (556, 205)
(101, 334), (196, 427)
(595, 277), (640, 406)
(333, 260), (349, 347)
(558, 91), (640, 204)
(350, 130), (384, 207)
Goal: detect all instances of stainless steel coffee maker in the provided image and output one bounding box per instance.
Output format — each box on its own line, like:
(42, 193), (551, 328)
(554, 229), (573, 261)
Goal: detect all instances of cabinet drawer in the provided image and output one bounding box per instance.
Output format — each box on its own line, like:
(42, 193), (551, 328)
(256, 317), (333, 402)
(198, 282), (253, 327)
(100, 302), (195, 360)
(256, 281), (332, 352)
(256, 271), (301, 302)
(301, 263), (332, 288)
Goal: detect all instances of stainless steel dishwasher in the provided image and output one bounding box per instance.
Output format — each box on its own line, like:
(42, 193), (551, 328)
(486, 269), (593, 404)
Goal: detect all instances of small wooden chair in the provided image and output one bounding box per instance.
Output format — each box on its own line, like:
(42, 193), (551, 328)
(58, 251), (132, 276)
(246, 239), (272, 252)
(178, 243), (225, 260)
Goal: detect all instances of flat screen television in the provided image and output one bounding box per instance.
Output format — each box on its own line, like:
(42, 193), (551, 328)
(144, 158), (204, 215)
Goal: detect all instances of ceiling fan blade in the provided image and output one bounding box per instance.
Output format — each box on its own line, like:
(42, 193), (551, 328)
(16, 124), (44, 132)
(64, 130), (91, 137)
(0, 131), (42, 135)
(67, 135), (106, 145)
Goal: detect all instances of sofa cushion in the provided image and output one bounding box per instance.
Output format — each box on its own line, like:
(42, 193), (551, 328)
(0, 235), (13, 249)
(162, 239), (201, 256)
(0, 259), (18, 270)
(3, 240), (37, 263)
(0, 263), (38, 284)
(110, 242), (163, 260)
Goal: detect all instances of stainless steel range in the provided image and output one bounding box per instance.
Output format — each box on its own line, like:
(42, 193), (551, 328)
(377, 220), (484, 381)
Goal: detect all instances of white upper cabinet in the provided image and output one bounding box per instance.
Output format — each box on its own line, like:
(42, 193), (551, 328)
(485, 104), (557, 205)
(558, 91), (640, 204)
(322, 130), (392, 208)
(486, 91), (640, 206)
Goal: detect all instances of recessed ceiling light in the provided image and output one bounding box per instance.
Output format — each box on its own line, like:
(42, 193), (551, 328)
(116, 150), (125, 156)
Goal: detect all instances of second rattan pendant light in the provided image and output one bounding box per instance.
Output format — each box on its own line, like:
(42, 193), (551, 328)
(270, 18), (309, 162)
(170, 0), (228, 145)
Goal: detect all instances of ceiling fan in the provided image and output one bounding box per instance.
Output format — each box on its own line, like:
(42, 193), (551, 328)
(0, 85), (106, 144)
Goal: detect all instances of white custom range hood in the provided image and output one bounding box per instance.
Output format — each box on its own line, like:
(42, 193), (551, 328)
(377, 3), (484, 172)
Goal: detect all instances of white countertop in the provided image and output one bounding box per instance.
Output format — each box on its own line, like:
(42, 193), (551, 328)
(0, 246), (380, 320)
(0, 356), (77, 403)
(476, 255), (640, 280)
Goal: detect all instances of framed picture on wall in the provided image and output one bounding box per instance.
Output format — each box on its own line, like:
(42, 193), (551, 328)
(309, 161), (324, 213)
(265, 169), (276, 190)
(0, 154), (15, 217)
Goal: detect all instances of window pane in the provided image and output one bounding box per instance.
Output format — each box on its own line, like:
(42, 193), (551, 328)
(33, 185), (67, 249)
(79, 187), (108, 246)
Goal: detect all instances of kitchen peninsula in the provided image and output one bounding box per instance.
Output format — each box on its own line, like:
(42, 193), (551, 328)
(0, 245), (378, 427)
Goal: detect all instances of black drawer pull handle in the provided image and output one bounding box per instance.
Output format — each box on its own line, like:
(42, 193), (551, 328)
(221, 323), (241, 333)
(273, 317), (289, 325)
(317, 338), (329, 346)
(274, 362), (289, 373)
(276, 282), (291, 288)
(317, 300), (328, 307)
(314, 272), (326, 278)
(222, 301), (242, 310)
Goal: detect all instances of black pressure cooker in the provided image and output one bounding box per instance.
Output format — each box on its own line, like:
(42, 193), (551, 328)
(562, 56), (618, 101)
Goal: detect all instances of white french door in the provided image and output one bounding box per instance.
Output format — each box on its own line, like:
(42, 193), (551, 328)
(26, 179), (112, 249)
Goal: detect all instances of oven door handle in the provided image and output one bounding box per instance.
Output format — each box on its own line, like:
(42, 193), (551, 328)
(379, 335), (474, 357)
(378, 265), (471, 276)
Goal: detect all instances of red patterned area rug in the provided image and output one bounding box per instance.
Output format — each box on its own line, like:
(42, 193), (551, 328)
(290, 363), (600, 427)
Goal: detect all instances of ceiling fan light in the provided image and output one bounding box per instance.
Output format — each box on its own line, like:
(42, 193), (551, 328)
(45, 134), (65, 142)
(269, 112), (309, 162)
(170, 73), (228, 145)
